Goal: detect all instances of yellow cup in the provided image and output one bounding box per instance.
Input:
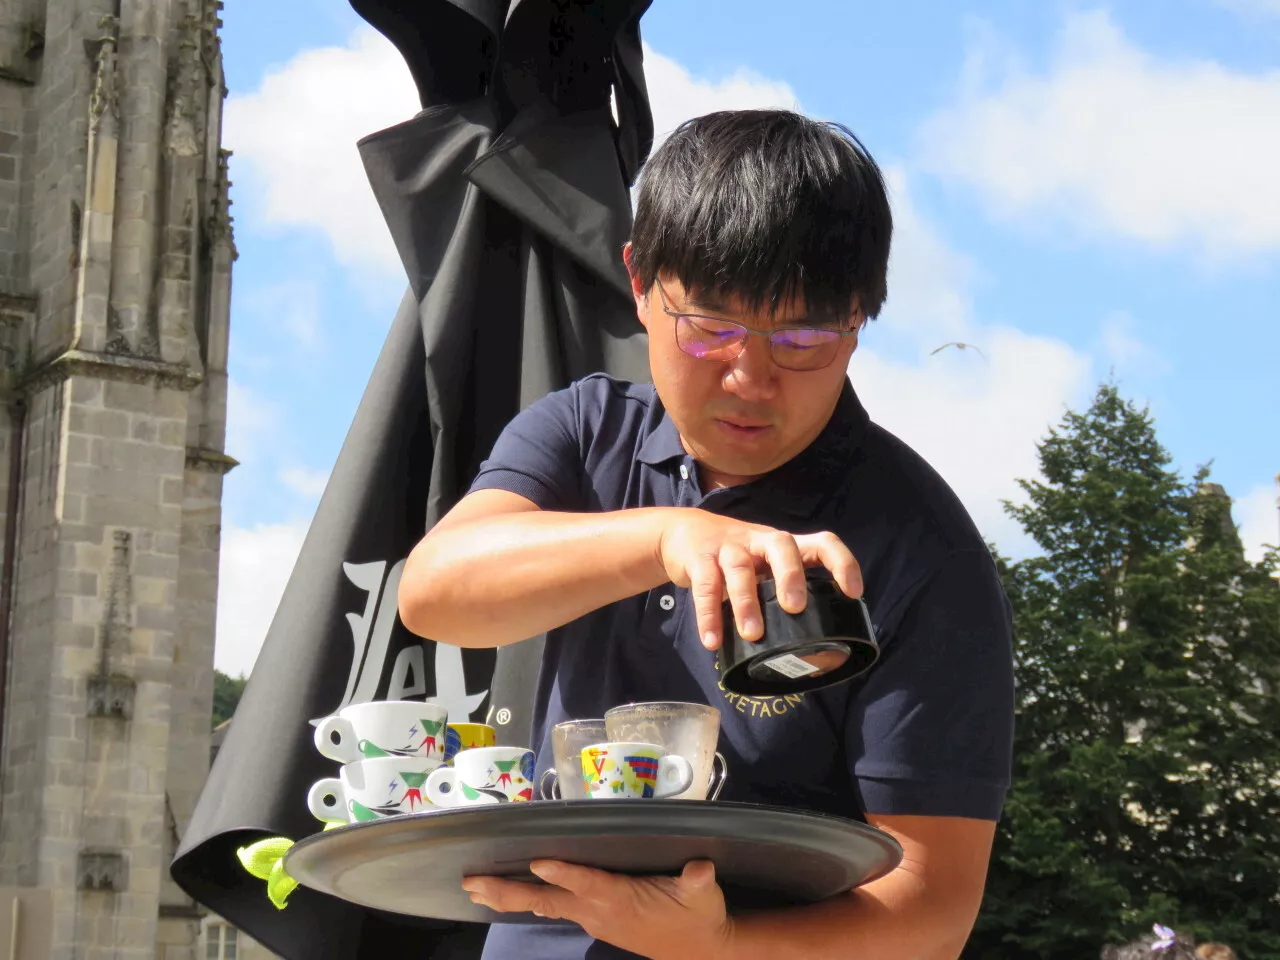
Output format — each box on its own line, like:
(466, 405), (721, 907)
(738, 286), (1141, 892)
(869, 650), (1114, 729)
(444, 723), (497, 762)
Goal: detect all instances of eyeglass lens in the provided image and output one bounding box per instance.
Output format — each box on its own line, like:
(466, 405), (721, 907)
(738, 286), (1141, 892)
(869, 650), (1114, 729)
(675, 315), (844, 371)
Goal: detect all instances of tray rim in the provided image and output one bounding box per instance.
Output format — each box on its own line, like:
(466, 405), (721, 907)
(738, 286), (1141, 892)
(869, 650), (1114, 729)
(283, 799), (904, 923)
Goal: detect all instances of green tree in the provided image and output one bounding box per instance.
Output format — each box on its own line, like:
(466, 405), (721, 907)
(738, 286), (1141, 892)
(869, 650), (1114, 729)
(966, 385), (1280, 960)
(212, 670), (247, 728)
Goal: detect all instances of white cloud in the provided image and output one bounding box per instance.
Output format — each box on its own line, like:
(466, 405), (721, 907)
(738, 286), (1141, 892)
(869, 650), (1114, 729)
(1236, 482), (1279, 564)
(1097, 310), (1171, 378)
(215, 522), (311, 677)
(918, 10), (1280, 257)
(223, 28), (418, 276)
(239, 279), (324, 349)
(642, 43), (800, 146)
(280, 465), (331, 500)
(851, 170), (1094, 555)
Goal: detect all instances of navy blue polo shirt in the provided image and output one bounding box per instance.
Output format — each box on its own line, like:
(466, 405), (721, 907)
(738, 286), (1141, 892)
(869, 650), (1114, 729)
(471, 374), (1013, 960)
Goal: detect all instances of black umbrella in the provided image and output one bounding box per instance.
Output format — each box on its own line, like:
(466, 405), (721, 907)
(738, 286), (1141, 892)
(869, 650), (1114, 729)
(171, 3), (652, 957)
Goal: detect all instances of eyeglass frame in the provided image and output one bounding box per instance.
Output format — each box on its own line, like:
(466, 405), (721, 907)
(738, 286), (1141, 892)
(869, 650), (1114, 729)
(653, 279), (861, 372)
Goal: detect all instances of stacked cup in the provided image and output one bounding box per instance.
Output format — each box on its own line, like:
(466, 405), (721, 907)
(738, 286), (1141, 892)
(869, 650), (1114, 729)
(307, 701), (451, 825)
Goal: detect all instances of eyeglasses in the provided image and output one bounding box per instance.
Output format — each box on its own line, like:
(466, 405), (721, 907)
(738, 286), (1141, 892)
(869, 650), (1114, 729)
(655, 280), (858, 372)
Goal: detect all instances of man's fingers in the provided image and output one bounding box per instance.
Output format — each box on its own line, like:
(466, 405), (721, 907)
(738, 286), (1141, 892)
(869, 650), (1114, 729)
(463, 876), (578, 920)
(528, 860), (615, 900)
(720, 545), (763, 642)
(758, 533), (807, 613)
(798, 532), (864, 598)
(689, 553), (725, 650)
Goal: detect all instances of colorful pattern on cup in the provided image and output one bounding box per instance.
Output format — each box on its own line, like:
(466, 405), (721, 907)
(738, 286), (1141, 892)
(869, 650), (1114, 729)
(313, 701), (449, 765)
(542, 750), (728, 801)
(306, 755), (443, 823)
(443, 723), (497, 762)
(426, 746), (535, 807)
(580, 741), (694, 800)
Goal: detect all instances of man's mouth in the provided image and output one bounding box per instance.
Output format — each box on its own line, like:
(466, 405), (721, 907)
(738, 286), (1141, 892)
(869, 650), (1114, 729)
(714, 418), (772, 438)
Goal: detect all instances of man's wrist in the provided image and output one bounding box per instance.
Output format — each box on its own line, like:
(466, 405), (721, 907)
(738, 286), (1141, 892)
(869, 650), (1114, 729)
(637, 505), (688, 590)
(708, 914), (737, 960)
(653, 912), (736, 960)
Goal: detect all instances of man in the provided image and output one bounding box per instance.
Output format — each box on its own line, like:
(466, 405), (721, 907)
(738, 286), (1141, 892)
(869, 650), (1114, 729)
(399, 109), (1014, 960)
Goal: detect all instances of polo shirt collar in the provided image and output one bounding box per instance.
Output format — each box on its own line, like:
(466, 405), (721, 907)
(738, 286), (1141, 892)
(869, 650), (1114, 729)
(637, 379), (870, 517)
(636, 406), (687, 465)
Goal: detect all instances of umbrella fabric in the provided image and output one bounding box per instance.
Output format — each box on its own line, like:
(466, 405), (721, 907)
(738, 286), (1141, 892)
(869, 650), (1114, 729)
(171, 3), (652, 957)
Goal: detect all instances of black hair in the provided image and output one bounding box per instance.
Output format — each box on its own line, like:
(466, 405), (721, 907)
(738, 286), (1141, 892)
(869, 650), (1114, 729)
(629, 109), (892, 323)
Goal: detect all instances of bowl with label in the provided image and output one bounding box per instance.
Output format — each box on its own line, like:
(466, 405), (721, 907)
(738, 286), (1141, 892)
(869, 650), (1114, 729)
(717, 574), (879, 696)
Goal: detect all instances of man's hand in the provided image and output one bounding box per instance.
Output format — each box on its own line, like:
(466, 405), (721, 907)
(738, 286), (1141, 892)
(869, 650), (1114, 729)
(463, 860), (732, 960)
(656, 509), (862, 650)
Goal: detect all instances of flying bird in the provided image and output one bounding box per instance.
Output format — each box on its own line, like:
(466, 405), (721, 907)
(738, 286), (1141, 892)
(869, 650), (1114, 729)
(929, 341), (988, 361)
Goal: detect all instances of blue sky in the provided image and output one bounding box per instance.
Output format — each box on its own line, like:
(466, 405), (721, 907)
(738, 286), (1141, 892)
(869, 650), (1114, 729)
(213, 0), (1280, 676)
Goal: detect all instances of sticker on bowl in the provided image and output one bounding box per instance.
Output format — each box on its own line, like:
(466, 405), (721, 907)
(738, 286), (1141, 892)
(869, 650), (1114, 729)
(761, 653), (822, 679)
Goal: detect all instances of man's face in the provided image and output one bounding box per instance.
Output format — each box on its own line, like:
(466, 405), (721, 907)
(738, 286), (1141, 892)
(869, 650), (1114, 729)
(625, 246), (862, 488)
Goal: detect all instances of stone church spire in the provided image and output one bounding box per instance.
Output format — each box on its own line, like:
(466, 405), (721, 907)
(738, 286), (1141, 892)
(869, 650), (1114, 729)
(0, 1), (236, 957)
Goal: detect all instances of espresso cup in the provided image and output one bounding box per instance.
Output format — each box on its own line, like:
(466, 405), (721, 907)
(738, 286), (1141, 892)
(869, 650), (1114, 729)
(425, 746), (536, 807)
(603, 701), (723, 801)
(313, 700), (449, 765)
(443, 722), (497, 762)
(306, 755), (442, 823)
(579, 741), (693, 800)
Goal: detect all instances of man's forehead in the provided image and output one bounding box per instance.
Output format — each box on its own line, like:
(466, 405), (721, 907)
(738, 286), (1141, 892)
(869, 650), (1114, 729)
(670, 277), (854, 326)
(663, 274), (797, 312)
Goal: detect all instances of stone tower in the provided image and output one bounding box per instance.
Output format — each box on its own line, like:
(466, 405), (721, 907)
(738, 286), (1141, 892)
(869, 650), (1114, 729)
(0, 0), (234, 957)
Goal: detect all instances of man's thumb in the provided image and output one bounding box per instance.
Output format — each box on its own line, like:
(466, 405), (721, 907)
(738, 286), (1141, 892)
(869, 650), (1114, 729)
(681, 860), (718, 890)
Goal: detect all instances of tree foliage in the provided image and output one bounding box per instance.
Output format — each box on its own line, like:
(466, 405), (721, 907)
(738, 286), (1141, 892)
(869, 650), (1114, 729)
(212, 670), (247, 729)
(967, 384), (1280, 960)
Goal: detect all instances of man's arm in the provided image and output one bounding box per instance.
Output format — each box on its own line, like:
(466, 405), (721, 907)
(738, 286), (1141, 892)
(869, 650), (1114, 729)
(398, 489), (861, 651)
(398, 489), (675, 648)
(463, 813), (995, 960)
(721, 813), (995, 960)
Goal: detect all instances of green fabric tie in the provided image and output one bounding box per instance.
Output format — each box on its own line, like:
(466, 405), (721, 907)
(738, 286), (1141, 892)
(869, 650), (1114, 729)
(237, 823), (343, 910)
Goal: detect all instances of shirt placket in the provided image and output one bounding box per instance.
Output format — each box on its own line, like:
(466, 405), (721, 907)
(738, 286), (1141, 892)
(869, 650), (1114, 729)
(637, 457), (701, 645)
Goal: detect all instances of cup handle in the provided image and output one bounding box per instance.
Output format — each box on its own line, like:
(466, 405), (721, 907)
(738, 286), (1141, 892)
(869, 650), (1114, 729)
(425, 766), (458, 807)
(539, 768), (561, 800)
(707, 751), (728, 801)
(306, 778), (346, 823)
(313, 715), (358, 763)
(654, 755), (694, 799)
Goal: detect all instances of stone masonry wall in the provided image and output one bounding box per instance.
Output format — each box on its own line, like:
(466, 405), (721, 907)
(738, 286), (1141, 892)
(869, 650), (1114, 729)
(0, 378), (64, 889)
(0, 83), (27, 293)
(29, 0), (114, 359)
(0, 1), (232, 957)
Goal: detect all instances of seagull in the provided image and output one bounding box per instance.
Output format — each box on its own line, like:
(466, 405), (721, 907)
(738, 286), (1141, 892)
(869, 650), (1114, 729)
(929, 341), (988, 361)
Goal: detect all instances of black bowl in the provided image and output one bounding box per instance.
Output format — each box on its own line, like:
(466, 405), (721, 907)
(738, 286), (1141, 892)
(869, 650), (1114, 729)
(718, 576), (879, 696)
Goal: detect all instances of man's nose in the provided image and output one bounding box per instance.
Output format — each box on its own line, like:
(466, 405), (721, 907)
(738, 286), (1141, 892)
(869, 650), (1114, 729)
(722, 334), (779, 401)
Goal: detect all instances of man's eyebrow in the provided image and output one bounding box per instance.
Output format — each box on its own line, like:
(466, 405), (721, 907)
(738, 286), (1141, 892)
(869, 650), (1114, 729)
(685, 294), (844, 328)
(682, 293), (731, 313)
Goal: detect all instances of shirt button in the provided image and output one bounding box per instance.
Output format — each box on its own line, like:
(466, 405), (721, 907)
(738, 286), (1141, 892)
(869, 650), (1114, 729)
(659, 595), (675, 611)
(679, 464), (689, 481)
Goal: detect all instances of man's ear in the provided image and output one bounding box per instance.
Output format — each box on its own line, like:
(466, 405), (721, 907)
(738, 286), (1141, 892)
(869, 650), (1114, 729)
(622, 242), (650, 328)
(847, 317), (867, 358)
